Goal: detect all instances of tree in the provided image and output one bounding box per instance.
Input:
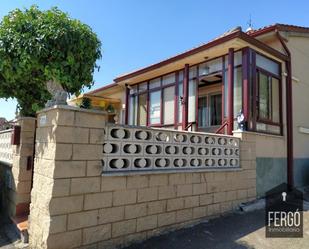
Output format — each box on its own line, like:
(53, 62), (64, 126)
(0, 6), (102, 116)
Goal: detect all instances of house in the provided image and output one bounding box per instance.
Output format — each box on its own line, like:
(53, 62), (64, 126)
(2, 23), (308, 249)
(76, 24), (309, 194)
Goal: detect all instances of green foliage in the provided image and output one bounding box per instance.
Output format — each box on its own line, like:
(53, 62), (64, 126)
(0, 5), (102, 116)
(79, 97), (92, 109)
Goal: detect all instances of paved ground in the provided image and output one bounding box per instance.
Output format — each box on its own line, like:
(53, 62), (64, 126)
(125, 209), (309, 249)
(1, 209), (309, 249)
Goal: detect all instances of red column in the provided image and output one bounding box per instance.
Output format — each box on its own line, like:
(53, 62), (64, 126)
(125, 87), (129, 125)
(227, 48), (234, 135)
(182, 64), (189, 130)
(242, 47), (250, 124)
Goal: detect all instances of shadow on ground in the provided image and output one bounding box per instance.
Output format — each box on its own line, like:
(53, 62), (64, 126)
(125, 210), (265, 249)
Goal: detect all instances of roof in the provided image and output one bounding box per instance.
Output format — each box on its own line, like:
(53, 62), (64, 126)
(86, 82), (119, 95)
(90, 23), (307, 93)
(248, 23), (309, 37)
(114, 27), (288, 83)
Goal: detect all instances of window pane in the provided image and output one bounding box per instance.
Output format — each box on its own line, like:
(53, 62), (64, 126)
(272, 78), (280, 123)
(189, 66), (197, 79)
(138, 94), (147, 126)
(198, 96), (208, 127)
(163, 86), (175, 124)
(210, 94), (222, 126)
(178, 82), (183, 123)
(256, 53), (279, 76)
(224, 51), (242, 67)
(234, 51), (242, 66)
(259, 73), (270, 120)
(234, 67), (243, 117)
(188, 79), (196, 122)
(179, 70), (184, 81)
(224, 70), (228, 117)
(139, 82), (147, 92)
(162, 73), (175, 86)
(199, 58), (223, 76)
(149, 77), (161, 89)
(129, 95), (137, 125)
(149, 91), (161, 124)
(130, 85), (137, 94)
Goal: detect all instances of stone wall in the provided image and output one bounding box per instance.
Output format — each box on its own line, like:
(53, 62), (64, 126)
(0, 117), (36, 217)
(29, 106), (256, 249)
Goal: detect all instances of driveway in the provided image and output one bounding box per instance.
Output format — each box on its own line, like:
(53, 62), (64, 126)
(125, 209), (309, 249)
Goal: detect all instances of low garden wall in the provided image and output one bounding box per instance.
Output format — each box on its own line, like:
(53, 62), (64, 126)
(29, 106), (256, 249)
(0, 118), (36, 218)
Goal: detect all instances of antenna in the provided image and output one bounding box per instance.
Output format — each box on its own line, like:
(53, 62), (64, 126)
(246, 14), (253, 32)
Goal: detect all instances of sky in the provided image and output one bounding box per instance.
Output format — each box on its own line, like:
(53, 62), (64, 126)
(0, 0), (308, 120)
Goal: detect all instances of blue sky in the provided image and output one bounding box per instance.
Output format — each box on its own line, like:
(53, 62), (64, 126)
(0, 0), (308, 120)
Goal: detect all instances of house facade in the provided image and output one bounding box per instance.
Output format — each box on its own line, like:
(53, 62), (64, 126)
(78, 24), (309, 192)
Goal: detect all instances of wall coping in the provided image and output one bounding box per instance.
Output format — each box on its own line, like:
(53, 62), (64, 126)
(102, 167), (242, 176)
(233, 130), (284, 139)
(36, 105), (110, 115)
(16, 117), (37, 121)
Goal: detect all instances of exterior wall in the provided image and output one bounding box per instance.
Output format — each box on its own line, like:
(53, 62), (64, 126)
(0, 117), (36, 217)
(234, 131), (286, 197)
(287, 35), (309, 187)
(29, 106), (256, 249)
(261, 33), (309, 188)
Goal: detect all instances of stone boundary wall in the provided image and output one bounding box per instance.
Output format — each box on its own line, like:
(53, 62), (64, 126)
(0, 117), (36, 217)
(29, 106), (256, 249)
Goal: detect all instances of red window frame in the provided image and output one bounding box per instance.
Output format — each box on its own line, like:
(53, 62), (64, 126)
(127, 72), (178, 127)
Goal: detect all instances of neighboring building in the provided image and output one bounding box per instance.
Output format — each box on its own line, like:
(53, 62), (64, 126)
(75, 24), (309, 193)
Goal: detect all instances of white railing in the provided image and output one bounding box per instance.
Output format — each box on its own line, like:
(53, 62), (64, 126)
(102, 124), (240, 174)
(0, 129), (13, 165)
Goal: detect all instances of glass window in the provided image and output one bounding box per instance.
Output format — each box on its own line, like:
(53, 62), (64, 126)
(234, 67), (243, 117)
(149, 77), (161, 89)
(224, 51), (242, 68)
(149, 91), (161, 124)
(272, 78), (280, 123)
(163, 86), (175, 124)
(210, 94), (222, 126)
(257, 70), (280, 126)
(138, 94), (147, 126)
(198, 96), (208, 127)
(258, 73), (270, 120)
(178, 82), (183, 123)
(178, 71), (184, 124)
(162, 73), (175, 86)
(256, 53), (279, 76)
(139, 82), (148, 92)
(130, 85), (137, 94)
(224, 70), (228, 117)
(189, 66), (197, 79)
(199, 58), (223, 76)
(129, 95), (137, 125)
(188, 79), (196, 123)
